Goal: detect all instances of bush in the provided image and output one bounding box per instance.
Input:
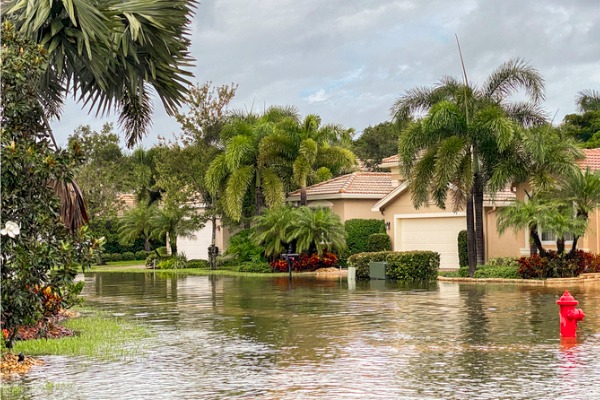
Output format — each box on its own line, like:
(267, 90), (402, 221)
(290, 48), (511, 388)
(145, 253), (160, 268)
(516, 250), (600, 279)
(121, 251), (135, 261)
(237, 262), (272, 273)
(367, 233), (391, 252)
(345, 219), (385, 256)
(110, 253), (122, 262)
(348, 251), (439, 281)
(135, 250), (148, 260)
(225, 229), (265, 264)
(458, 230), (468, 268)
(386, 251), (439, 281)
(473, 265), (520, 279)
(457, 266), (469, 277)
(157, 255), (187, 269)
(347, 251), (391, 280)
(156, 246), (169, 257)
(187, 259), (210, 269)
(270, 252), (338, 272)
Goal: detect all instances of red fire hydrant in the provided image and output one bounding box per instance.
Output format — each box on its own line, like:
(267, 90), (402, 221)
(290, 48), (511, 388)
(556, 291), (585, 338)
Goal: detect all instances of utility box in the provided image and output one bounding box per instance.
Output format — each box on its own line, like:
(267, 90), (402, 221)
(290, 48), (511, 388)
(369, 261), (387, 280)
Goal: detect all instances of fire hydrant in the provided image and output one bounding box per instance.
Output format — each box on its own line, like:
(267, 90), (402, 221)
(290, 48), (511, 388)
(556, 291), (585, 338)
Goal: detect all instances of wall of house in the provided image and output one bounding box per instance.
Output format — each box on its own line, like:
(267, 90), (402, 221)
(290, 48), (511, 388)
(485, 207), (526, 259)
(340, 199), (383, 222)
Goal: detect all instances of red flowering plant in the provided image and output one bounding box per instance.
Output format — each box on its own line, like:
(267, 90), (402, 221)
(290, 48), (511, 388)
(269, 251), (339, 272)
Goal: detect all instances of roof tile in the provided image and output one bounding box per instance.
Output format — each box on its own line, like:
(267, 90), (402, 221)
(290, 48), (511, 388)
(289, 172), (395, 197)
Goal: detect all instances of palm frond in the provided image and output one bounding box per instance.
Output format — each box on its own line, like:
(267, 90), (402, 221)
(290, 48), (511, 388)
(483, 58), (545, 104)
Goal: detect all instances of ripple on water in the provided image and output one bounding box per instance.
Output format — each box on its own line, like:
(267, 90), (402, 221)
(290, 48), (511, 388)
(6, 274), (599, 400)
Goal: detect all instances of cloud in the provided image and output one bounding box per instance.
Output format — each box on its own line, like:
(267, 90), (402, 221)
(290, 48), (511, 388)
(51, 0), (600, 146)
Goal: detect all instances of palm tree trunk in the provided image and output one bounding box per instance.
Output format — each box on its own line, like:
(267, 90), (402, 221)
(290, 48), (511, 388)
(466, 188), (477, 277)
(165, 231), (172, 256)
(569, 236), (580, 256)
(474, 172), (485, 265)
(530, 225), (545, 257)
(556, 238), (565, 255)
(300, 186), (307, 206)
(144, 237), (151, 252)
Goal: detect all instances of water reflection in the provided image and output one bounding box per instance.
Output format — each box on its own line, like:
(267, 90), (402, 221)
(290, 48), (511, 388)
(7, 273), (600, 399)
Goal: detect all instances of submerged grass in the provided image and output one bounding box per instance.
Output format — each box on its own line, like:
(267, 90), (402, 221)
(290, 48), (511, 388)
(89, 264), (292, 278)
(11, 308), (149, 361)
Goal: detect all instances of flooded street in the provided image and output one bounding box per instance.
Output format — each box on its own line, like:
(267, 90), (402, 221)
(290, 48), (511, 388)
(6, 272), (600, 399)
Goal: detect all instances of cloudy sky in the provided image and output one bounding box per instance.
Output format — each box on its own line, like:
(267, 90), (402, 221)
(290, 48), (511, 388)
(52, 0), (600, 147)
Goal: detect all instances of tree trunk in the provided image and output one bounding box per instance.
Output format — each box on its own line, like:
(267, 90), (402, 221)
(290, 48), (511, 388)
(473, 172), (485, 266)
(530, 225), (546, 257)
(210, 212), (217, 270)
(165, 231), (172, 256)
(300, 186), (307, 206)
(569, 235), (580, 256)
(144, 237), (151, 252)
(556, 237), (565, 255)
(466, 188), (477, 277)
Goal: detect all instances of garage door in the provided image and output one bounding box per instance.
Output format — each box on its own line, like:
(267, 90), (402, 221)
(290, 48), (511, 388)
(396, 216), (466, 269)
(176, 222), (213, 260)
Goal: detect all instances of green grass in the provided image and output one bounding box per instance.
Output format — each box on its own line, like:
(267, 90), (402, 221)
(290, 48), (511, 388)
(89, 263), (294, 277)
(438, 270), (461, 277)
(12, 308), (148, 361)
(95, 259), (146, 267)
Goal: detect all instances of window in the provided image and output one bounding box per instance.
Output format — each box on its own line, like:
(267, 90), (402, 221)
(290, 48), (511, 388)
(541, 231), (574, 242)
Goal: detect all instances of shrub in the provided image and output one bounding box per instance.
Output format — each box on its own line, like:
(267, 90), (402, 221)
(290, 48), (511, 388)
(187, 259), (210, 269)
(457, 230), (468, 267)
(385, 251), (439, 281)
(135, 250), (148, 260)
(225, 229), (265, 264)
(269, 252), (338, 272)
(367, 233), (391, 252)
(348, 251), (439, 281)
(121, 251), (135, 261)
(347, 251), (390, 280)
(237, 262), (272, 273)
(145, 253), (160, 268)
(157, 255), (187, 269)
(516, 251), (593, 279)
(345, 219), (385, 256)
(473, 265), (520, 279)
(156, 246), (169, 257)
(110, 253), (123, 262)
(457, 266), (469, 277)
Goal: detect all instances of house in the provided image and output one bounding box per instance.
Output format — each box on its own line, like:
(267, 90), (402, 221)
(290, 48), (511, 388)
(286, 172), (394, 222)
(290, 149), (600, 269)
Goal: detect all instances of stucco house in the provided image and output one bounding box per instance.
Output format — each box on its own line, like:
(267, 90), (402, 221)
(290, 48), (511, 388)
(289, 149), (600, 269)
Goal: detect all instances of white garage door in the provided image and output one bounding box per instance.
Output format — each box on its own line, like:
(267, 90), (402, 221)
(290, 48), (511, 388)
(176, 221), (213, 260)
(396, 215), (466, 269)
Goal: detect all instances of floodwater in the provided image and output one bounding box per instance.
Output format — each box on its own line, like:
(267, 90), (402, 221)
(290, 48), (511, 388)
(5, 272), (600, 399)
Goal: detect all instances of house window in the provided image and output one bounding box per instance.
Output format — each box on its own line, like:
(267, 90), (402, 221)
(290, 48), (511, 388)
(541, 230), (574, 243)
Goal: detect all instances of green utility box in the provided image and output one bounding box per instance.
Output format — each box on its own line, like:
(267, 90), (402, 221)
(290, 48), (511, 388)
(369, 261), (387, 280)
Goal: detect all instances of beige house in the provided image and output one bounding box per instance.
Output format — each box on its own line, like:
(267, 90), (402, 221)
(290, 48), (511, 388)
(291, 149), (600, 269)
(286, 172), (394, 222)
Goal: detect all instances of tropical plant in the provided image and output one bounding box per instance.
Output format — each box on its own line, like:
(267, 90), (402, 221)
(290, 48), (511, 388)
(286, 207), (346, 256)
(352, 122), (401, 171)
(1, 25), (101, 347)
(393, 58), (546, 276)
(252, 205), (296, 258)
(118, 203), (155, 251)
(149, 201), (199, 255)
(2, 0), (197, 147)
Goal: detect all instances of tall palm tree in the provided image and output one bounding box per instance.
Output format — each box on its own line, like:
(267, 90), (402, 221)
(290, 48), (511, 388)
(252, 205), (295, 258)
(149, 202), (198, 255)
(393, 59), (546, 275)
(205, 107), (296, 223)
(286, 207), (346, 256)
(576, 90), (600, 113)
(3, 0), (196, 147)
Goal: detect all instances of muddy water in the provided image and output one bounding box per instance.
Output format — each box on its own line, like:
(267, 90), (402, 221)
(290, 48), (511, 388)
(8, 273), (600, 399)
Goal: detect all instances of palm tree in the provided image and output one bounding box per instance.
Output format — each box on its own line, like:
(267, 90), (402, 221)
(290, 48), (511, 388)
(205, 107), (297, 223)
(393, 59), (546, 275)
(118, 203), (155, 251)
(576, 90), (600, 113)
(149, 202), (198, 256)
(252, 205), (295, 258)
(555, 167), (600, 254)
(286, 207), (346, 256)
(3, 0), (196, 147)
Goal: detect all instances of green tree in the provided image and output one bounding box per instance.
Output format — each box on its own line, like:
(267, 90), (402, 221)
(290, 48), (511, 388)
(205, 107), (296, 223)
(393, 58), (545, 276)
(149, 200), (199, 256)
(252, 206), (296, 258)
(3, 0), (196, 146)
(118, 203), (155, 251)
(561, 90), (600, 146)
(287, 207), (346, 256)
(352, 122), (400, 171)
(1, 22), (101, 346)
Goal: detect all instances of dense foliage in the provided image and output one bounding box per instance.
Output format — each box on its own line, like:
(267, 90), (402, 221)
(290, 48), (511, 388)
(347, 251), (440, 281)
(457, 230), (468, 268)
(1, 23), (101, 346)
(344, 219), (386, 256)
(366, 233), (392, 252)
(517, 250), (600, 279)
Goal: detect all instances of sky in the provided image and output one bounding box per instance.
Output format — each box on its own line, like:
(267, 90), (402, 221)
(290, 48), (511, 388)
(51, 0), (600, 148)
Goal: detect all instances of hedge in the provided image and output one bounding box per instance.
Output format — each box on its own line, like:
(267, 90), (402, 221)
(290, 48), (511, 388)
(347, 250), (440, 281)
(122, 251), (136, 261)
(187, 259), (210, 269)
(367, 233), (391, 252)
(345, 219), (385, 256)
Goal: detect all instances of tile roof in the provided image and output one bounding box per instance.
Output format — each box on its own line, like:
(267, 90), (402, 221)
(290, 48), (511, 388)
(288, 172), (395, 198)
(579, 148), (600, 171)
(380, 154), (399, 164)
(116, 193), (137, 209)
(483, 187), (516, 203)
